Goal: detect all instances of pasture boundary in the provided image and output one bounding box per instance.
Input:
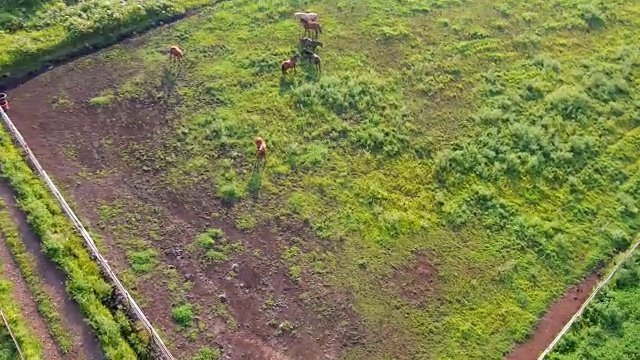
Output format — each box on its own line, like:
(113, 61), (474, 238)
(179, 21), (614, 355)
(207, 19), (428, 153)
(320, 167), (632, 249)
(0, 107), (175, 360)
(538, 235), (640, 359)
(0, 306), (25, 360)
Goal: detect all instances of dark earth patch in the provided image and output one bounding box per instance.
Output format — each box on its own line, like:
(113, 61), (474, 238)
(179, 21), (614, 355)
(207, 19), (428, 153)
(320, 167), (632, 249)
(5, 32), (367, 359)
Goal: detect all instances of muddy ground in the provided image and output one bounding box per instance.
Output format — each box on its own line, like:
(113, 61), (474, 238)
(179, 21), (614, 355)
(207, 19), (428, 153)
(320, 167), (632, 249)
(0, 13), (609, 360)
(4, 35), (366, 360)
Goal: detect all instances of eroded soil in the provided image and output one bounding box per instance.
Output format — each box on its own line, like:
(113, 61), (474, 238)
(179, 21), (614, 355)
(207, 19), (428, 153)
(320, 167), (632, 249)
(5, 32), (366, 359)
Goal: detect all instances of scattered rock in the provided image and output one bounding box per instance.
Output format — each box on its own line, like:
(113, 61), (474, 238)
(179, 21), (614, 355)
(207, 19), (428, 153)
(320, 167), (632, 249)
(218, 294), (227, 303)
(231, 263), (239, 272)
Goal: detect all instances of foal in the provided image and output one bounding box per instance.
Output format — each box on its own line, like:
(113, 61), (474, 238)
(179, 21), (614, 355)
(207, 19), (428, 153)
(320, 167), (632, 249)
(281, 54), (300, 75)
(169, 45), (184, 62)
(300, 18), (322, 38)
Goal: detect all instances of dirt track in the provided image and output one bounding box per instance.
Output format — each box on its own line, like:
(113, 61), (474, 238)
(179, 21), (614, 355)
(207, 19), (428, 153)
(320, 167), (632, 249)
(3, 33), (365, 359)
(0, 182), (103, 359)
(505, 273), (601, 360)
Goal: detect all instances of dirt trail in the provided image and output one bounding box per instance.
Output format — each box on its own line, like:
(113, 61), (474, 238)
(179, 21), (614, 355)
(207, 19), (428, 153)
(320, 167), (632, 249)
(0, 232), (62, 359)
(505, 273), (601, 360)
(0, 181), (104, 360)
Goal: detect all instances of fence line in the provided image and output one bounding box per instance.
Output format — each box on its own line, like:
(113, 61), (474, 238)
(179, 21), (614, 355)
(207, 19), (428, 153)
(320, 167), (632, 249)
(0, 307), (24, 360)
(0, 107), (175, 360)
(538, 235), (640, 359)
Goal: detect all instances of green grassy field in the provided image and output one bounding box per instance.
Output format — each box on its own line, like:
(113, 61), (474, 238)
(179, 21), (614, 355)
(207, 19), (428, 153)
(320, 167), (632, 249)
(0, 0), (215, 81)
(549, 248), (640, 359)
(1, 0), (640, 359)
(0, 200), (74, 353)
(0, 116), (150, 358)
(91, 0), (640, 357)
(0, 264), (44, 359)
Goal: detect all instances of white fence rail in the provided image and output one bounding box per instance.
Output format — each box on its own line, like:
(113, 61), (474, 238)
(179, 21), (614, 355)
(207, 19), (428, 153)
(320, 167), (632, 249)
(0, 107), (175, 360)
(538, 236), (640, 359)
(0, 307), (24, 360)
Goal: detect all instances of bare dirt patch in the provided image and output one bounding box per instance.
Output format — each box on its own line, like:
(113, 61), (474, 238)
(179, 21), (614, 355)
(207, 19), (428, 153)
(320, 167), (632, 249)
(4, 31), (367, 359)
(0, 182), (103, 360)
(505, 272), (601, 360)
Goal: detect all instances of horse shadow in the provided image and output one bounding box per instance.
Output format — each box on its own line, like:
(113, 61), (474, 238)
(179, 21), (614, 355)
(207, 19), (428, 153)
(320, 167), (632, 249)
(162, 63), (183, 91)
(279, 76), (296, 94)
(298, 61), (321, 81)
(248, 158), (266, 198)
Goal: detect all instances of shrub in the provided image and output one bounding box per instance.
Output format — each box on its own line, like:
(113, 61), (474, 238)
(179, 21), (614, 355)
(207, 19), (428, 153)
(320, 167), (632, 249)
(192, 347), (221, 360)
(216, 181), (245, 203)
(546, 86), (593, 120)
(171, 303), (194, 326)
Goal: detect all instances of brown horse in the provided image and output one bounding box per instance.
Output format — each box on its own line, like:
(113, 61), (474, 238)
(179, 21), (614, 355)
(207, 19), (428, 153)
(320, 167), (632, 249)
(303, 49), (321, 73)
(169, 45), (184, 62)
(300, 18), (322, 38)
(254, 137), (267, 159)
(300, 36), (323, 52)
(281, 54), (300, 75)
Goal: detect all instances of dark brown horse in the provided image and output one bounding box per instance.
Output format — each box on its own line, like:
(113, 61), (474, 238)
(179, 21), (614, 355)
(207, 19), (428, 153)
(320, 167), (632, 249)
(303, 49), (321, 73)
(281, 54), (300, 74)
(300, 18), (322, 38)
(300, 36), (323, 52)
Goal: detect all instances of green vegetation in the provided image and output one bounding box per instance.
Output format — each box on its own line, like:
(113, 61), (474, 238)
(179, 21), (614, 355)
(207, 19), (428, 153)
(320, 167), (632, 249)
(191, 346), (221, 360)
(549, 247), (640, 360)
(88, 0), (639, 357)
(0, 0), (215, 79)
(0, 200), (74, 353)
(188, 228), (243, 265)
(0, 263), (44, 359)
(89, 90), (115, 107)
(1, 0), (640, 359)
(171, 302), (194, 327)
(0, 121), (149, 357)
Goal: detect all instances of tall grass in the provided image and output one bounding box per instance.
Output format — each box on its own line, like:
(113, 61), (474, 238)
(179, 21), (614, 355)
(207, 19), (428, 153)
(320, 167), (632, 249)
(0, 200), (74, 353)
(0, 0), (215, 81)
(0, 259), (44, 359)
(3, 0), (640, 358)
(0, 127), (149, 358)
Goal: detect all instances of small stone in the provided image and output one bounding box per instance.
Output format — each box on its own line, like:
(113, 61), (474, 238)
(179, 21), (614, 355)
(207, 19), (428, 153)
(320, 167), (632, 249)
(218, 294), (227, 303)
(185, 273), (193, 280)
(231, 263), (239, 272)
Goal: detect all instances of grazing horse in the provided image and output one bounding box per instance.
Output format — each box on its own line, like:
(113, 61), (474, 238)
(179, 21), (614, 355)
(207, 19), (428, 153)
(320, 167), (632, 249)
(254, 137), (267, 159)
(300, 18), (322, 38)
(300, 37), (323, 52)
(303, 49), (321, 73)
(169, 45), (184, 62)
(281, 54), (300, 75)
(293, 12), (318, 22)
